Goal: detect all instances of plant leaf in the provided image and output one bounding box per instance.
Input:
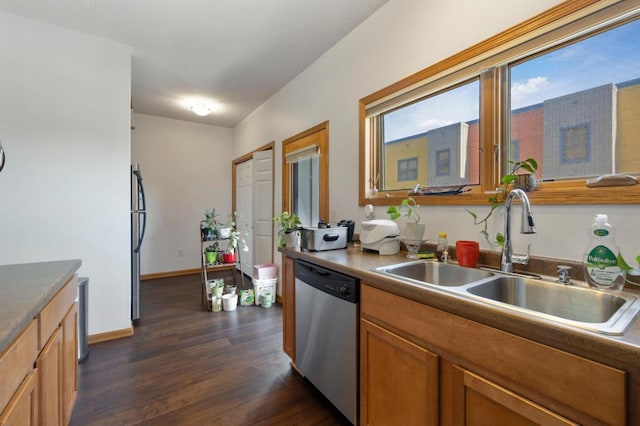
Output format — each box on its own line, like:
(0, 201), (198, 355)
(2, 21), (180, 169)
(502, 175), (516, 185)
(526, 158), (538, 170)
(617, 253), (633, 271)
(465, 209), (477, 220)
(519, 164), (535, 174)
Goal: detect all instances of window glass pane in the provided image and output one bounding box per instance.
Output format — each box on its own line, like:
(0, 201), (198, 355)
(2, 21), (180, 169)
(381, 79), (480, 190)
(292, 156), (319, 226)
(510, 18), (640, 180)
(397, 157), (418, 181)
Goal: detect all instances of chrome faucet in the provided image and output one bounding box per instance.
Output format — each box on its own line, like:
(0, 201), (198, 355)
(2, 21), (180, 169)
(501, 188), (536, 273)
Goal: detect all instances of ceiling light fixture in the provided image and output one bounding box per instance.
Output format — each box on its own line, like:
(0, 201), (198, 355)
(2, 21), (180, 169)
(190, 102), (212, 117)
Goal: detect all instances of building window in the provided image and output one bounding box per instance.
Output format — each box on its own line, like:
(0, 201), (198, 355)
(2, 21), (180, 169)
(436, 149), (450, 177)
(397, 157), (418, 182)
(561, 124), (590, 164)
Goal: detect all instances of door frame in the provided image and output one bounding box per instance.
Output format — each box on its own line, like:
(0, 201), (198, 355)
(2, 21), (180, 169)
(282, 121), (329, 222)
(232, 141), (275, 263)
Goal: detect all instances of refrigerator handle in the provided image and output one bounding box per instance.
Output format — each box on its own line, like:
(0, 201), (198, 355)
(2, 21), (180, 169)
(134, 211), (146, 253)
(0, 140), (5, 173)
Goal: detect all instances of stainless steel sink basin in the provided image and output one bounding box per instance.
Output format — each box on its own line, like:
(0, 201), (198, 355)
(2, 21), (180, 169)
(372, 260), (640, 335)
(465, 276), (640, 334)
(374, 260), (493, 287)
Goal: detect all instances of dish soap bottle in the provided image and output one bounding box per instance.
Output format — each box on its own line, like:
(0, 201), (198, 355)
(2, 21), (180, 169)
(436, 232), (449, 263)
(583, 214), (626, 290)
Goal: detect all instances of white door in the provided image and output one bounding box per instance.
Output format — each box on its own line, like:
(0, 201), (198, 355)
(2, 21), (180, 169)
(236, 160), (253, 276)
(252, 150), (274, 267)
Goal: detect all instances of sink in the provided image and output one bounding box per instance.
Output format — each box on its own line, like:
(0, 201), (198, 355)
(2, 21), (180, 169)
(374, 260), (494, 287)
(466, 276), (640, 334)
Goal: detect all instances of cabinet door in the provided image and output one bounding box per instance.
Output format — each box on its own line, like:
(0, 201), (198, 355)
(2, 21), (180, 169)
(36, 327), (62, 426)
(360, 319), (439, 426)
(450, 364), (577, 426)
(62, 303), (78, 424)
(282, 255), (295, 359)
(0, 370), (38, 426)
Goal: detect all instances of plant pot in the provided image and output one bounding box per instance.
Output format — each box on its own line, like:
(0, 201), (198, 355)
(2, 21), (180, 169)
(218, 227), (232, 239)
(402, 223), (426, 241)
(212, 286), (224, 298)
(514, 174), (537, 192)
(205, 251), (218, 264)
(283, 230), (300, 249)
(223, 252), (236, 264)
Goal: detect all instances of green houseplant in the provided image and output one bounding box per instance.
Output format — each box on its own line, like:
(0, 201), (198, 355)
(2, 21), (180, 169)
(204, 242), (219, 264)
(467, 158), (538, 247)
(209, 278), (224, 298)
(202, 209), (219, 240)
(387, 197), (425, 241)
(224, 229), (240, 263)
(274, 211), (302, 248)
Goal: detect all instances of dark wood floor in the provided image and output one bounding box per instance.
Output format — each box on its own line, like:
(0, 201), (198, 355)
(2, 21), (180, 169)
(70, 273), (351, 425)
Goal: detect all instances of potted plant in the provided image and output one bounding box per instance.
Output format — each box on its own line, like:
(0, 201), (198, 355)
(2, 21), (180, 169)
(208, 278), (224, 298)
(387, 197), (425, 241)
(204, 242), (219, 265)
(274, 211), (302, 248)
(202, 209), (219, 240)
(505, 158), (538, 192)
(466, 157), (538, 246)
(224, 229), (239, 263)
(217, 212), (236, 239)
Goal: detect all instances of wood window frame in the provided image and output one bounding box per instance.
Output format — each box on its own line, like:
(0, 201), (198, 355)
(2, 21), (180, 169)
(359, 0), (640, 207)
(282, 121), (329, 222)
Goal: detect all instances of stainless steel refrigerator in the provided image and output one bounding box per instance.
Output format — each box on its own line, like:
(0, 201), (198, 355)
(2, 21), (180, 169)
(131, 163), (147, 321)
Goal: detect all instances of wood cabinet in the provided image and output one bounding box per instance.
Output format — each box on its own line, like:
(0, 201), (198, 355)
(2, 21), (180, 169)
(447, 362), (576, 425)
(0, 321), (39, 426)
(61, 303), (78, 424)
(361, 283), (627, 426)
(1, 275), (78, 426)
(37, 327), (63, 425)
(282, 255), (295, 359)
(360, 318), (438, 426)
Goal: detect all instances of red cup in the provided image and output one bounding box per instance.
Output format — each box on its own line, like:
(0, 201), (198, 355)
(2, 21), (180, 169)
(456, 240), (479, 268)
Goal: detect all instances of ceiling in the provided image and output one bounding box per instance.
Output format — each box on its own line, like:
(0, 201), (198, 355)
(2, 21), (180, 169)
(0, 0), (390, 127)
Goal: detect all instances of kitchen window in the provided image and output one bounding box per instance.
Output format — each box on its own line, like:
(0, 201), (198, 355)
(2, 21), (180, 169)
(360, 0), (640, 206)
(282, 121), (329, 226)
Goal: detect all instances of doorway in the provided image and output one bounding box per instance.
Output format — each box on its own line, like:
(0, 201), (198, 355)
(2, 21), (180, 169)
(233, 143), (274, 277)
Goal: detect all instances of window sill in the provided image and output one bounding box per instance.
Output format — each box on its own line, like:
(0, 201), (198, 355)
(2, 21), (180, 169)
(361, 182), (640, 207)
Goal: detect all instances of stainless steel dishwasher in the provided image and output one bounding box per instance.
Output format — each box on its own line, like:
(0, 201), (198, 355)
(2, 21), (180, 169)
(295, 259), (359, 424)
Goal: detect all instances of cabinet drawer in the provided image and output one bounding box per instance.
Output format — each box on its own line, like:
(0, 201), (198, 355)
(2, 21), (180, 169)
(38, 275), (77, 349)
(0, 320), (38, 413)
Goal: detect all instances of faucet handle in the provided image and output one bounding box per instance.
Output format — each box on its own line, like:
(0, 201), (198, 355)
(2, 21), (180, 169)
(556, 265), (572, 284)
(510, 243), (531, 265)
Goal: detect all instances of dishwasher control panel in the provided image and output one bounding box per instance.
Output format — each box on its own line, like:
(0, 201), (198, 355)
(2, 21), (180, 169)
(295, 259), (359, 303)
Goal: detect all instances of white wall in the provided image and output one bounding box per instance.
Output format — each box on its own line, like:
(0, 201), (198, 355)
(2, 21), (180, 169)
(131, 114), (233, 275)
(233, 0), (640, 266)
(0, 11), (132, 335)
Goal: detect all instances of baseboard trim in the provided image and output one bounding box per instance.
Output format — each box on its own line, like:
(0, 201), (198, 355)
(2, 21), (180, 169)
(141, 268), (201, 280)
(88, 326), (134, 345)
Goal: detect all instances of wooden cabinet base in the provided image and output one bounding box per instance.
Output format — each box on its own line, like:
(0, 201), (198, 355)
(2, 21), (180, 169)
(360, 319), (438, 426)
(2, 276), (78, 426)
(361, 283), (627, 425)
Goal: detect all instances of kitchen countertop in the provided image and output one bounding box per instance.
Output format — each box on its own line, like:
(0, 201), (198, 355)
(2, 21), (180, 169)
(282, 245), (640, 370)
(0, 259), (82, 354)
